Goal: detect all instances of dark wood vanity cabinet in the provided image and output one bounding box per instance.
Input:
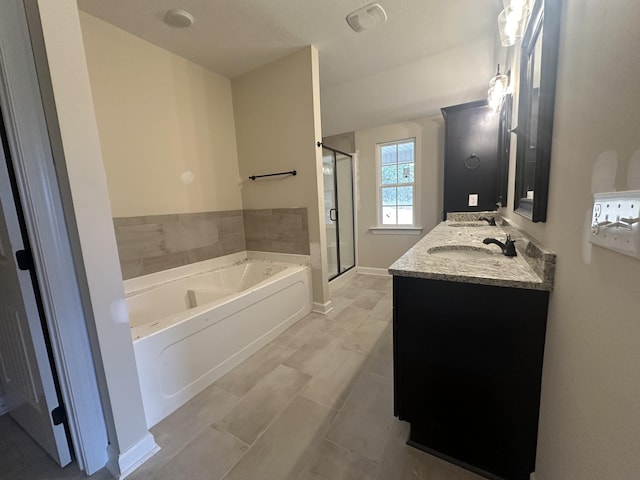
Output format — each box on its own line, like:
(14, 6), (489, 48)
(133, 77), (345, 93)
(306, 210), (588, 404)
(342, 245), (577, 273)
(393, 275), (549, 480)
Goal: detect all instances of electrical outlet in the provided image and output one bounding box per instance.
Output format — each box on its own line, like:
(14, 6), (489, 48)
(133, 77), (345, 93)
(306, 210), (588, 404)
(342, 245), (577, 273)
(468, 193), (478, 207)
(590, 190), (640, 259)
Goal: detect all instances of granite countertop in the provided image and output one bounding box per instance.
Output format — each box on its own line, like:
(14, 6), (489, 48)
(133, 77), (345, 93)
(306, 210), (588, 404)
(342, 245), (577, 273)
(388, 212), (556, 291)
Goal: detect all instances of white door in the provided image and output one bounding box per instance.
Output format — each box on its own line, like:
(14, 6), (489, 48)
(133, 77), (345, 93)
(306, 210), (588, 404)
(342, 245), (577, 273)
(0, 123), (72, 466)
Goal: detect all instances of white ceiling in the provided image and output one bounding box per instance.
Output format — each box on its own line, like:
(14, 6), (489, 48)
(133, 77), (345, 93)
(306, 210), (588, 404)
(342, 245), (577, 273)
(77, 0), (503, 136)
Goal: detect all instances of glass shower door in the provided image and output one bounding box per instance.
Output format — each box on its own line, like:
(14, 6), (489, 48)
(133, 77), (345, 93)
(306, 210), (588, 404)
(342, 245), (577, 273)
(323, 149), (339, 278)
(335, 152), (355, 273)
(322, 146), (355, 280)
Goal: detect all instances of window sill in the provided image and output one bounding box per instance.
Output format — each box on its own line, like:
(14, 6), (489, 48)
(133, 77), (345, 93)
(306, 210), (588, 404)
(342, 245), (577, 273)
(370, 226), (423, 235)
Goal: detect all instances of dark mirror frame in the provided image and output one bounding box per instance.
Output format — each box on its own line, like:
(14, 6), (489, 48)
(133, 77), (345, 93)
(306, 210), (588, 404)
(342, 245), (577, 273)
(513, 0), (562, 222)
(497, 94), (513, 209)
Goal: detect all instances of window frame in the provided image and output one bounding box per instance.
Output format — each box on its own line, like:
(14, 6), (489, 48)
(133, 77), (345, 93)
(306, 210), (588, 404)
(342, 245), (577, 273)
(375, 137), (419, 231)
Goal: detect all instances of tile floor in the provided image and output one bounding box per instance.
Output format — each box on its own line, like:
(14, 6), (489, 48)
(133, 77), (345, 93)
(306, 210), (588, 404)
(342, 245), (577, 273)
(0, 274), (485, 480)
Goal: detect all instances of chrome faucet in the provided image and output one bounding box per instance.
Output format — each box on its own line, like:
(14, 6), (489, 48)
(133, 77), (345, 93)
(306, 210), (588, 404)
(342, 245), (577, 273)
(479, 216), (497, 226)
(483, 234), (517, 257)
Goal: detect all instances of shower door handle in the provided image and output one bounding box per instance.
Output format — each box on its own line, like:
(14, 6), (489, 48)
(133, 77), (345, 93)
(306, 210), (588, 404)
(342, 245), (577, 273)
(329, 208), (338, 222)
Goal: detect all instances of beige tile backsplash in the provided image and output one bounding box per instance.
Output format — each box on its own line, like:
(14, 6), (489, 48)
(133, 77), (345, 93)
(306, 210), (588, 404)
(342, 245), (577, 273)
(243, 208), (310, 256)
(114, 208), (309, 279)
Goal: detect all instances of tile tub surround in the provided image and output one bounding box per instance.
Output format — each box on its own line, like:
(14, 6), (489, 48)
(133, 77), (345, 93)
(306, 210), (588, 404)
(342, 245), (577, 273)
(243, 208), (310, 255)
(389, 213), (556, 291)
(114, 208), (309, 279)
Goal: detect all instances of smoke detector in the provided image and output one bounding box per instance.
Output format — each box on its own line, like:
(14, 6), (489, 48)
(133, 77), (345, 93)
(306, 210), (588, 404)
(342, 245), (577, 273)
(164, 8), (195, 28)
(346, 3), (387, 33)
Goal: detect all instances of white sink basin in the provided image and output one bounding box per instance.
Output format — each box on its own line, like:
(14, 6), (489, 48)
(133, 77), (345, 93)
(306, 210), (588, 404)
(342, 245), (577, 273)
(427, 246), (494, 260)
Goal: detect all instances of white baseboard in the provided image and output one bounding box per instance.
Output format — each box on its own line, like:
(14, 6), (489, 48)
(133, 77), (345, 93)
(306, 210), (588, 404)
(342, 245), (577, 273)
(107, 432), (159, 480)
(357, 266), (390, 276)
(328, 268), (357, 296)
(312, 300), (334, 315)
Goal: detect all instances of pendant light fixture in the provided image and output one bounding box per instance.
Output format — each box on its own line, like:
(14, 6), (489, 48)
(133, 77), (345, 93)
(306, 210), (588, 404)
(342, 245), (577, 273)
(488, 65), (509, 111)
(498, 0), (530, 46)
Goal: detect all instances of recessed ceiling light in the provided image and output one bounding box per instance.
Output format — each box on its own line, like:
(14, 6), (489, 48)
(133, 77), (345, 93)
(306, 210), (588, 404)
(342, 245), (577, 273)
(164, 8), (195, 28)
(346, 3), (387, 33)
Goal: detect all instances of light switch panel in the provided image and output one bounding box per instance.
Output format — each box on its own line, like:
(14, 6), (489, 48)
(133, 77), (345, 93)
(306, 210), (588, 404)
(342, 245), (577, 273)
(590, 190), (640, 259)
(468, 193), (478, 207)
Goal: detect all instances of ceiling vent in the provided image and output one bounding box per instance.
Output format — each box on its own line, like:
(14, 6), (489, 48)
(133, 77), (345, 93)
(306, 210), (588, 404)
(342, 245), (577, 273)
(346, 3), (387, 33)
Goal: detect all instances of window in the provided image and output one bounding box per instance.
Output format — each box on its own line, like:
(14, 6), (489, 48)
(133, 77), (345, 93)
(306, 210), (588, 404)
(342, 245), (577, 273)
(378, 138), (416, 226)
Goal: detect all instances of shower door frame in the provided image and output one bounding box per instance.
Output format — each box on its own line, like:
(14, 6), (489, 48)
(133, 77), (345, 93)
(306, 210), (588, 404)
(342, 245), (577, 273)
(322, 145), (356, 281)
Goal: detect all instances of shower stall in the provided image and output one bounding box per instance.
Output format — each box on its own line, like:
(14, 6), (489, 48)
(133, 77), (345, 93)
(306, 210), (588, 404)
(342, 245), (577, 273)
(322, 145), (355, 280)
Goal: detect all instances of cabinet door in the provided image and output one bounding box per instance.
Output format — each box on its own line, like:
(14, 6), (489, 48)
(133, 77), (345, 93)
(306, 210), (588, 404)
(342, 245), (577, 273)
(393, 276), (549, 480)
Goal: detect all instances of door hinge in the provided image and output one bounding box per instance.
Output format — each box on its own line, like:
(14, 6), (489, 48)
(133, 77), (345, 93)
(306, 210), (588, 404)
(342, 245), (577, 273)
(51, 406), (66, 426)
(15, 249), (33, 271)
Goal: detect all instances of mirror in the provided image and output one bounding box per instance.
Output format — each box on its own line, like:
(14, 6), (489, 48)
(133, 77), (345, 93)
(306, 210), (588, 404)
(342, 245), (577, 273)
(513, 0), (562, 222)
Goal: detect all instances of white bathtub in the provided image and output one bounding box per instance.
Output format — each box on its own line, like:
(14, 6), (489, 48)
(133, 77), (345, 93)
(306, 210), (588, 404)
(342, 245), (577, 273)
(124, 252), (312, 428)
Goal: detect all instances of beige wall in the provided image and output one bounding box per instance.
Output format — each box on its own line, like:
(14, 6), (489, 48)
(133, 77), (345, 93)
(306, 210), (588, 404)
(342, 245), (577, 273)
(355, 117), (444, 269)
(504, 1), (640, 478)
(79, 12), (242, 217)
(232, 47), (328, 306)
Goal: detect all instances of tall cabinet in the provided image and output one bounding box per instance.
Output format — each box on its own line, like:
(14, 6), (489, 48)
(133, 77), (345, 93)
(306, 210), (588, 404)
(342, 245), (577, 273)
(441, 99), (510, 219)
